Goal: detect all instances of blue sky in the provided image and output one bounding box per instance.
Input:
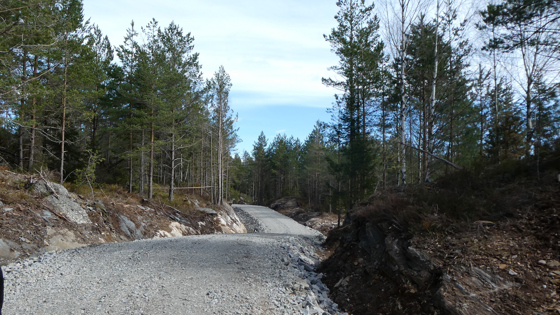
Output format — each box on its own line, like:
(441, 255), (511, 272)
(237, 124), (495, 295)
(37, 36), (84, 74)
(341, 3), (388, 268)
(82, 0), (340, 155)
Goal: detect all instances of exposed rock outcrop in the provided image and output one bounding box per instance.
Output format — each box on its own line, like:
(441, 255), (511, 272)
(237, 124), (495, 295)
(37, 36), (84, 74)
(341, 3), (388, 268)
(154, 222), (198, 238)
(320, 216), (508, 314)
(118, 215), (144, 240)
(216, 202), (247, 234)
(0, 170), (247, 266)
(35, 181), (91, 224)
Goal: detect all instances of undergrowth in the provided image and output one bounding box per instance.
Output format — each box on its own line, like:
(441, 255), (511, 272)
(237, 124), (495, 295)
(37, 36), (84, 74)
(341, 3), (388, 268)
(355, 153), (560, 235)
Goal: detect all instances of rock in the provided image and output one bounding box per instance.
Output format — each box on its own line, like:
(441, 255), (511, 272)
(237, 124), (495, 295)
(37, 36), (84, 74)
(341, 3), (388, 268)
(42, 210), (54, 219)
(197, 208), (217, 215)
(334, 276), (349, 288)
(215, 203), (247, 234)
(508, 269), (518, 276)
(2, 208), (13, 212)
(321, 217), (510, 315)
(118, 215), (143, 239)
(538, 260), (547, 265)
(45, 228), (84, 251)
(34, 181), (69, 196)
(270, 197), (298, 211)
(499, 264), (507, 269)
(155, 222), (197, 238)
(44, 195), (91, 224)
(547, 260), (560, 269)
(0, 240), (12, 260)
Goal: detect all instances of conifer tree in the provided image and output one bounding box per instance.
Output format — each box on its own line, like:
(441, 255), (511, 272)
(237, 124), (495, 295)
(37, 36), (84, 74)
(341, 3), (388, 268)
(209, 66), (233, 205)
(323, 0), (383, 206)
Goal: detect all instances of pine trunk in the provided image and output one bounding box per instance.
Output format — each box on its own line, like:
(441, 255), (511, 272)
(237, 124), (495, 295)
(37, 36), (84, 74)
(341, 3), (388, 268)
(218, 104), (223, 205)
(60, 36), (68, 184)
(149, 118), (154, 199)
(169, 132), (175, 201)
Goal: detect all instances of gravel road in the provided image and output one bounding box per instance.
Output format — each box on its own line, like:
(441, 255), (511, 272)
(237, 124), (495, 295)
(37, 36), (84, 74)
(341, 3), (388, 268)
(2, 205), (343, 314)
(233, 205), (319, 236)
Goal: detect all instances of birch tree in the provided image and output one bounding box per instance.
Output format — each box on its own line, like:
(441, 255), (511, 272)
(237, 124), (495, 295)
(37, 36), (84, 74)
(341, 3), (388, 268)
(379, 0), (428, 185)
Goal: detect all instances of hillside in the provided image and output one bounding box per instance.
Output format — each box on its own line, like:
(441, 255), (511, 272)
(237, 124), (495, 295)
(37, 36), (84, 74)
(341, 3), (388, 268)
(317, 157), (560, 314)
(0, 167), (246, 266)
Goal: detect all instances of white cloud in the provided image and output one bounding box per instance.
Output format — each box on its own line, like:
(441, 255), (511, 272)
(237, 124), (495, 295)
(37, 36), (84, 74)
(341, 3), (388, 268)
(83, 0), (341, 152)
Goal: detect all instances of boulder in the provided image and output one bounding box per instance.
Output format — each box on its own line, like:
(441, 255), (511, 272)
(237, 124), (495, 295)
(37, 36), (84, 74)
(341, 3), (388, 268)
(118, 215), (143, 239)
(0, 239), (19, 262)
(45, 227), (85, 251)
(34, 180), (69, 196)
(33, 180), (91, 224)
(270, 197), (298, 210)
(45, 195), (91, 224)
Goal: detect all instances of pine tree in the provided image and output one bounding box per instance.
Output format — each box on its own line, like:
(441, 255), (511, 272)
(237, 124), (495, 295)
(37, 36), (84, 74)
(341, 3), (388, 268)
(155, 22), (203, 201)
(323, 0), (383, 205)
(252, 132), (269, 205)
(210, 66), (233, 205)
(116, 21), (139, 193)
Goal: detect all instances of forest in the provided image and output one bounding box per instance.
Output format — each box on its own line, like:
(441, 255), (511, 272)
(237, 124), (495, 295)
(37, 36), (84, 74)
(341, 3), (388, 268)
(233, 0), (560, 212)
(1, 0), (559, 212)
(0, 0), (238, 205)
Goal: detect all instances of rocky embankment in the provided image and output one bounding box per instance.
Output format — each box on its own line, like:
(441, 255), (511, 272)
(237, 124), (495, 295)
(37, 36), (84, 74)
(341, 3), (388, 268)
(0, 169), (245, 266)
(320, 211), (560, 314)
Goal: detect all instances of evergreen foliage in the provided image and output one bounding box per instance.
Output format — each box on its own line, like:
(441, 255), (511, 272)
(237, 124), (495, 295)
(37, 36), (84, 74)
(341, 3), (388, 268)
(0, 1), (238, 204)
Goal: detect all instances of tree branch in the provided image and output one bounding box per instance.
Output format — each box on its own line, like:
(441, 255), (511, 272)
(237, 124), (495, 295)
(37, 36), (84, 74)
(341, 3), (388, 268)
(402, 142), (462, 170)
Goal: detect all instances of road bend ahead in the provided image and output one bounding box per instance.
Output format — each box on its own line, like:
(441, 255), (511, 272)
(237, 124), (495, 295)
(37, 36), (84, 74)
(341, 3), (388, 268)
(2, 205), (342, 315)
(232, 204), (319, 236)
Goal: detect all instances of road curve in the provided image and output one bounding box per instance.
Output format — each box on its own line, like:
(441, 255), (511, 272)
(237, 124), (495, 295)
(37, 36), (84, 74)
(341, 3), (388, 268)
(1, 205), (339, 315)
(232, 204), (321, 237)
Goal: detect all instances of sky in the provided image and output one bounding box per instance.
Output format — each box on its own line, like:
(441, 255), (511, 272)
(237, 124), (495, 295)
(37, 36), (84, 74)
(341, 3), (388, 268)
(82, 0), (341, 155)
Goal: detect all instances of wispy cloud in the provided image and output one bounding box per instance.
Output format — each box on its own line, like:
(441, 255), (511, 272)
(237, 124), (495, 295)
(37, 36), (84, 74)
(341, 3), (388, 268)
(82, 0), (340, 154)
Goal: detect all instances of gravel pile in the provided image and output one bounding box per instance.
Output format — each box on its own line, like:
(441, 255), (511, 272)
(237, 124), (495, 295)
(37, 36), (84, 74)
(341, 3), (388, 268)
(1, 205), (345, 315)
(233, 207), (265, 233)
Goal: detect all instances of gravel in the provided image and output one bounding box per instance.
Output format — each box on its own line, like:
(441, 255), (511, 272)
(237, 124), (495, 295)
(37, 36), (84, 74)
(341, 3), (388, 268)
(233, 207), (265, 233)
(2, 205), (345, 315)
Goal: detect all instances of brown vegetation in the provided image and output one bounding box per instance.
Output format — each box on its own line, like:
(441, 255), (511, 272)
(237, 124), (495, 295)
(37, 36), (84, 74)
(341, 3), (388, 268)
(320, 153), (560, 314)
